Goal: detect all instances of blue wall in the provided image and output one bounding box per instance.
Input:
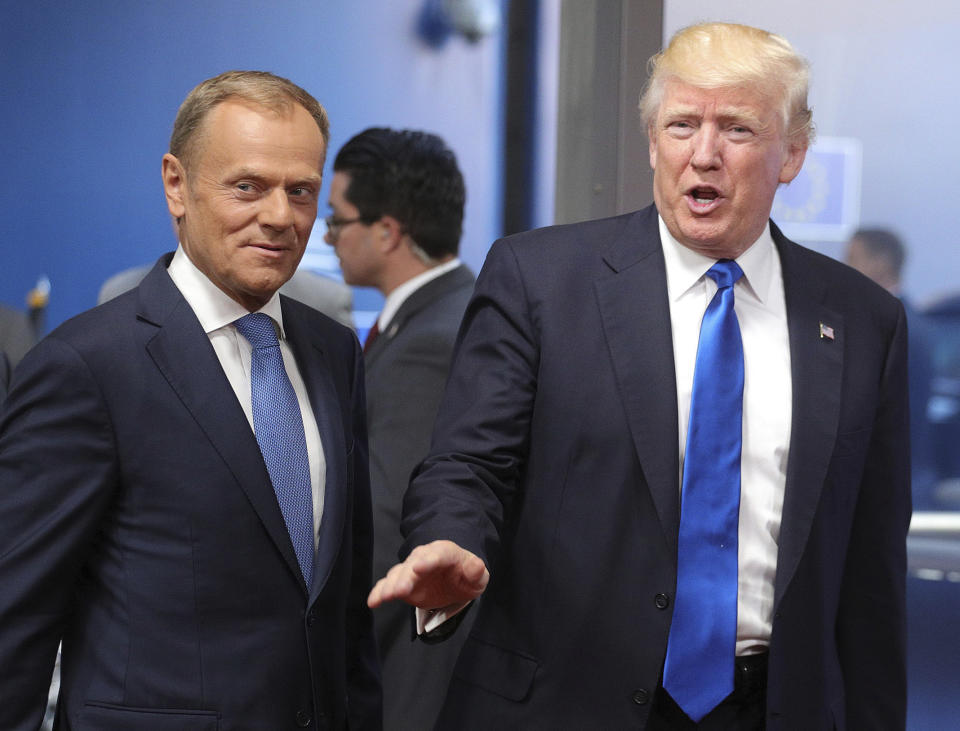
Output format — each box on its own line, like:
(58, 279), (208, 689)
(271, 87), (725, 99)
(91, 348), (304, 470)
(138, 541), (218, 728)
(0, 0), (505, 331)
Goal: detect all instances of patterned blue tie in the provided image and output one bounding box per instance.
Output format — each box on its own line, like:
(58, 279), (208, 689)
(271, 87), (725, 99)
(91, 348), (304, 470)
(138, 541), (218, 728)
(234, 313), (314, 583)
(663, 259), (744, 722)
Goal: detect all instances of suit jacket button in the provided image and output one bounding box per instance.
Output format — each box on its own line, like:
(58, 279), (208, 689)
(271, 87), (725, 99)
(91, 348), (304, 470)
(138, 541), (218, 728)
(306, 610), (317, 626)
(296, 710), (312, 727)
(633, 689), (650, 705)
(654, 593), (670, 610)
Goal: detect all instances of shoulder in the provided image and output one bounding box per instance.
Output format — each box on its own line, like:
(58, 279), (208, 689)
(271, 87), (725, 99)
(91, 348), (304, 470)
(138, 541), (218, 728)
(41, 292), (140, 360)
(492, 207), (651, 263)
(781, 237), (902, 317)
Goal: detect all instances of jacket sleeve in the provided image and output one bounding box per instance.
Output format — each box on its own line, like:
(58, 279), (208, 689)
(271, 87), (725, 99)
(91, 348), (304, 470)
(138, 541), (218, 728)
(0, 336), (118, 731)
(400, 239), (539, 572)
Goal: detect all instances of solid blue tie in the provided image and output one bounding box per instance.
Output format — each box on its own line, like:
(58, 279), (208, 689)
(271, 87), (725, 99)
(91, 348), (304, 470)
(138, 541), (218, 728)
(234, 313), (314, 583)
(663, 259), (744, 722)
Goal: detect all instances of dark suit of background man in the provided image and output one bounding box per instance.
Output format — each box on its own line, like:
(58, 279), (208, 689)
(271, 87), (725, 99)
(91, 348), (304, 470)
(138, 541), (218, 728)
(0, 303), (36, 403)
(846, 228), (936, 507)
(369, 22), (910, 730)
(0, 71), (381, 730)
(325, 127), (474, 730)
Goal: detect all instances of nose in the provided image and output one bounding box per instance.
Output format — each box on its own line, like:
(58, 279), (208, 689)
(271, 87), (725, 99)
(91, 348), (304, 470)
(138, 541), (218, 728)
(323, 228), (335, 247)
(690, 125), (721, 170)
(260, 188), (295, 230)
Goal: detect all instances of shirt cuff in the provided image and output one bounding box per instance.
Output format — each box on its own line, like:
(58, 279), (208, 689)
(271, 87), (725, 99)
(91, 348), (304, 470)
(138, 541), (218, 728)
(416, 601), (472, 635)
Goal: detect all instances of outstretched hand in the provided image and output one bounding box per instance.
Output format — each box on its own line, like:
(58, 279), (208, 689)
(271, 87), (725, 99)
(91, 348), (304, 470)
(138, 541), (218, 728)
(367, 540), (489, 610)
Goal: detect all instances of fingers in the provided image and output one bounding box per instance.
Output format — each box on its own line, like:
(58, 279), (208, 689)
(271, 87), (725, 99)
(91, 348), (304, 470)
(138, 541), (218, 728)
(367, 560), (415, 608)
(460, 552), (490, 592)
(367, 540), (489, 609)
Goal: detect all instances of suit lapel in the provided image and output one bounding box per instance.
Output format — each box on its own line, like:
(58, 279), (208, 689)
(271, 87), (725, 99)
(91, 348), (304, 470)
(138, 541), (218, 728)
(772, 229), (844, 608)
(595, 206), (681, 556)
(282, 300), (348, 603)
(364, 264), (474, 370)
(137, 260), (308, 593)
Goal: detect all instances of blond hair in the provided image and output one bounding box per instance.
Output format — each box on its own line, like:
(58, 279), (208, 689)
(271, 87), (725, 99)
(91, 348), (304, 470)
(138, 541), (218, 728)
(169, 70), (329, 169)
(640, 22), (814, 146)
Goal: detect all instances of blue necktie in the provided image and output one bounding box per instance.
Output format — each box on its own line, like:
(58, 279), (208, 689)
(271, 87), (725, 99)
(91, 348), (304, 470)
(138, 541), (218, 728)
(234, 313), (314, 583)
(663, 259), (744, 722)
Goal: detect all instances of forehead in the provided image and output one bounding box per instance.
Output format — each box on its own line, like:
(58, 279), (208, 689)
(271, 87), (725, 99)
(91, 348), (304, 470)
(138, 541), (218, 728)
(194, 99), (325, 174)
(658, 79), (778, 120)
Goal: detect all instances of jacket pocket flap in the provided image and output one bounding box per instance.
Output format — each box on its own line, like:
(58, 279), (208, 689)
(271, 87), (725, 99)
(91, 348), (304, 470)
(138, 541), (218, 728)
(79, 702), (219, 731)
(453, 636), (539, 702)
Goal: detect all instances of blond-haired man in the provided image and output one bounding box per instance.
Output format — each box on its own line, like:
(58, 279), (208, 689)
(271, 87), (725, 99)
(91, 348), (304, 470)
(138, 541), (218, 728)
(370, 23), (909, 730)
(0, 71), (381, 730)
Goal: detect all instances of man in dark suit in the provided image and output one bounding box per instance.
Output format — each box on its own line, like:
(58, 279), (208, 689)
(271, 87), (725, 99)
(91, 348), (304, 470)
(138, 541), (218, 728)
(325, 128), (474, 730)
(0, 71), (381, 730)
(369, 23), (910, 730)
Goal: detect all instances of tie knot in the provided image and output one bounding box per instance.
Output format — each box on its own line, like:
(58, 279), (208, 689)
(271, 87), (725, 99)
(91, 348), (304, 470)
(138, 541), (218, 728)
(706, 259), (744, 290)
(234, 312), (279, 350)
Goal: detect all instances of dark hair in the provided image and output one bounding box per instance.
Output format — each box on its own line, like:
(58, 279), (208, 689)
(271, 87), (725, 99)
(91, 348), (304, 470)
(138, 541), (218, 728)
(852, 228), (906, 277)
(333, 127), (465, 259)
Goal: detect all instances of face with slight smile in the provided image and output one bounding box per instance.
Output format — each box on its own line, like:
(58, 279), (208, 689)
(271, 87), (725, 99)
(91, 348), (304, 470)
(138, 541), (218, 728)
(162, 98), (325, 311)
(649, 79), (807, 259)
(324, 171), (380, 288)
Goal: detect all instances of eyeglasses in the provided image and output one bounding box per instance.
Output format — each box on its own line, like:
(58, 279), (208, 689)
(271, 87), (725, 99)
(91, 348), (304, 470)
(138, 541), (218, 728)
(324, 214), (368, 242)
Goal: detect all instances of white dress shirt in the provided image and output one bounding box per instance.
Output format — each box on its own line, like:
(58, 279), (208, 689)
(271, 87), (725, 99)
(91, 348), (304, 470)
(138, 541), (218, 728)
(659, 216), (792, 654)
(167, 247), (326, 547)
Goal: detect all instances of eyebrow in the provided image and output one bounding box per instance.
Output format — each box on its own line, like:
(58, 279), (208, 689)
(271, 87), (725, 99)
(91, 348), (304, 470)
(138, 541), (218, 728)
(661, 104), (764, 127)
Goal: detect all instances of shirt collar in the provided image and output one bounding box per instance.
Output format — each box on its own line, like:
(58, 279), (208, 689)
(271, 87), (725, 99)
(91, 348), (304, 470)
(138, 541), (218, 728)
(167, 245), (286, 338)
(658, 215), (776, 305)
(379, 257), (461, 331)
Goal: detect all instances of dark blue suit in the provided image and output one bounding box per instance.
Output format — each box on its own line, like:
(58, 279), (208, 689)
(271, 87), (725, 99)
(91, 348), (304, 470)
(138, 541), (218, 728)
(0, 256), (381, 730)
(401, 205), (910, 729)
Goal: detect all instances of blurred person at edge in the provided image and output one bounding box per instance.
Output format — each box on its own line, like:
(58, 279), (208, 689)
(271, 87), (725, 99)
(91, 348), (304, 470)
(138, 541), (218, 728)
(846, 228), (937, 507)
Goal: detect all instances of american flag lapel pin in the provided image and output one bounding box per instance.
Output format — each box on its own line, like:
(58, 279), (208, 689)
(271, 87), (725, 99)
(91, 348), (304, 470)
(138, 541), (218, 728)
(819, 322), (835, 340)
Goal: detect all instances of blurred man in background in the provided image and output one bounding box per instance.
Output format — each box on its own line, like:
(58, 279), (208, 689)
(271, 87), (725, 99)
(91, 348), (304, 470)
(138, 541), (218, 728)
(326, 127), (474, 730)
(846, 227), (935, 506)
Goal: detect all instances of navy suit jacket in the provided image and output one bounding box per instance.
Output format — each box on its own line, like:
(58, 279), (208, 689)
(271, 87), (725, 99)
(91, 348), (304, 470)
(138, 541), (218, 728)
(401, 205), (910, 730)
(0, 256), (381, 731)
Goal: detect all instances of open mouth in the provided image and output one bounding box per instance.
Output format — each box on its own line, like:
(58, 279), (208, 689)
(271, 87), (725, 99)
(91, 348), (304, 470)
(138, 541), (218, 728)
(686, 186), (723, 213)
(689, 186), (720, 205)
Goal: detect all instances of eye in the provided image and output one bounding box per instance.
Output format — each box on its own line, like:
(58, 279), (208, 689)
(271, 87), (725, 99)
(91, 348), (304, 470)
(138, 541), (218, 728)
(665, 119), (696, 137)
(726, 124), (754, 138)
(236, 182), (258, 195)
(289, 186), (318, 204)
